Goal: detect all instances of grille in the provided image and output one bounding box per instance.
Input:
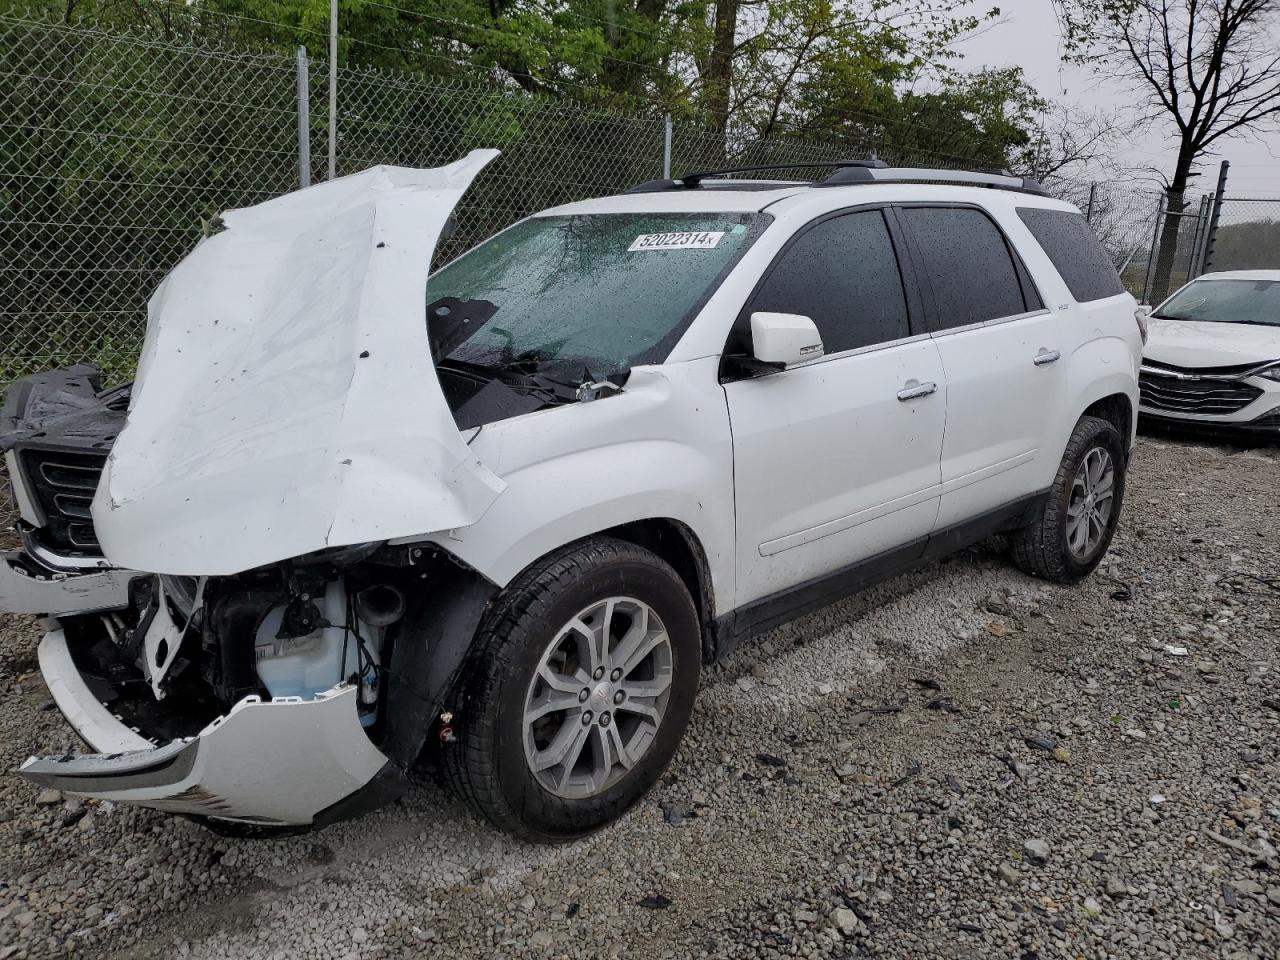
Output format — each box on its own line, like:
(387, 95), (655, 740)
(18, 449), (108, 553)
(1141, 357), (1268, 378)
(1139, 371), (1263, 415)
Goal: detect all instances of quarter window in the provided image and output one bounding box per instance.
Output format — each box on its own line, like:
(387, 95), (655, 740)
(741, 210), (911, 355)
(1017, 207), (1126, 302)
(901, 207), (1038, 330)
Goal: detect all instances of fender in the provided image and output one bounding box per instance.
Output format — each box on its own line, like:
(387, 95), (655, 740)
(1052, 334), (1139, 469)
(426, 441), (735, 611)
(421, 357), (738, 614)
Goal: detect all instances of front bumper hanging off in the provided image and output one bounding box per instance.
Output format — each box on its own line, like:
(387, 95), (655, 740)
(0, 550), (136, 617)
(19, 630), (396, 827)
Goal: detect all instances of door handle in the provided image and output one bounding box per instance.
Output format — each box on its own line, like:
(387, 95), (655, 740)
(1033, 349), (1061, 366)
(897, 380), (937, 401)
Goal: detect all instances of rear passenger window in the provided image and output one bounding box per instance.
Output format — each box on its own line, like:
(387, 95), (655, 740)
(1017, 207), (1125, 302)
(743, 210), (910, 355)
(901, 207), (1037, 330)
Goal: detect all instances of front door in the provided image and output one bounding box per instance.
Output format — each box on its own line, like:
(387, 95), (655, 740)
(721, 208), (946, 608)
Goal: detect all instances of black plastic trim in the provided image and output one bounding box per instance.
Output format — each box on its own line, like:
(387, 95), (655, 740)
(713, 490), (1048, 656)
(381, 557), (497, 768)
(627, 160), (887, 193)
(310, 761), (410, 831)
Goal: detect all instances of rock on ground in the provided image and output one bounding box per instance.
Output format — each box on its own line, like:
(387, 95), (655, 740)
(0, 436), (1278, 959)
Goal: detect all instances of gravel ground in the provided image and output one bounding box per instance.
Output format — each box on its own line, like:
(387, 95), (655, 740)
(1, 434), (1278, 960)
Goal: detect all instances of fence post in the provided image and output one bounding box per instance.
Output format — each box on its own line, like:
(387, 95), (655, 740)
(1187, 194), (1210, 278)
(295, 46), (311, 189)
(663, 113), (672, 179)
(1141, 198), (1165, 304)
(1201, 160), (1230, 274)
(1085, 182), (1097, 223)
(328, 0), (338, 180)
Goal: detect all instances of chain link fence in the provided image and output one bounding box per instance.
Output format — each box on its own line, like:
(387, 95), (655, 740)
(0, 12), (1220, 531)
(1206, 199), (1280, 273)
(0, 12), (1202, 387)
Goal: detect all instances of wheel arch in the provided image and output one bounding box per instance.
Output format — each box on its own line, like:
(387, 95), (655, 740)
(1081, 392), (1134, 452)
(599, 518), (718, 661)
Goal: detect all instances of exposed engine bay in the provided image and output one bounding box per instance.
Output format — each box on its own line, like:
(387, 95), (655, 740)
(13, 535), (496, 830)
(71, 546), (411, 743)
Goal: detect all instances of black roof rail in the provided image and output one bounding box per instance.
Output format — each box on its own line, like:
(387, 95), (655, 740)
(816, 164), (1049, 196)
(625, 159), (886, 194)
(624, 159), (1050, 197)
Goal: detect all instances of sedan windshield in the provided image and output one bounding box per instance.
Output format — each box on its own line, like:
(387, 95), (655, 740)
(426, 212), (765, 382)
(1154, 278), (1280, 327)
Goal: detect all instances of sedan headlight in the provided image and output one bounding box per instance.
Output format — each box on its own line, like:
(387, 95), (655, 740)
(1259, 365), (1280, 382)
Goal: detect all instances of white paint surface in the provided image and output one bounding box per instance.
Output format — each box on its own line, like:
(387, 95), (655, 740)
(92, 152), (505, 576)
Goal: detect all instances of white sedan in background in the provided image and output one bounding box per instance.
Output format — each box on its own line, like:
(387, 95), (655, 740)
(1140, 270), (1280, 435)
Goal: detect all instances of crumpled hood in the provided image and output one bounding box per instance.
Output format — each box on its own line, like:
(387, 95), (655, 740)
(93, 151), (506, 576)
(1145, 317), (1280, 369)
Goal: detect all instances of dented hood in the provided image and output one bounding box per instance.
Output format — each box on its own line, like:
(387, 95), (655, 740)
(93, 151), (506, 576)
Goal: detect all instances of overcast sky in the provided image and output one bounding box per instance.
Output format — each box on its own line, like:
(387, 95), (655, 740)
(952, 0), (1280, 196)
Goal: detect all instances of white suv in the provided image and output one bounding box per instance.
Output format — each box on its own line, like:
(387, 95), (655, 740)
(0, 152), (1142, 838)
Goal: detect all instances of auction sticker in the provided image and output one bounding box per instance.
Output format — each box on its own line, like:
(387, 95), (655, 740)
(628, 231), (724, 252)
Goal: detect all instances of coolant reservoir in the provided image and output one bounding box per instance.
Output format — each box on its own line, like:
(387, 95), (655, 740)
(255, 581), (365, 701)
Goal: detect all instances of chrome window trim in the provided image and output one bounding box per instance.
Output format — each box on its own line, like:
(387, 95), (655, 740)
(791, 331), (933, 368)
(983, 307), (1052, 328)
(929, 308), (1052, 340)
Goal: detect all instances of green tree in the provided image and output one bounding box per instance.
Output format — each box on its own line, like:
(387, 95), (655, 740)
(9, 0), (1040, 168)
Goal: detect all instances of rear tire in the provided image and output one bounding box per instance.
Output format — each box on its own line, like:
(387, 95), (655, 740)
(1011, 415), (1126, 584)
(443, 537), (700, 841)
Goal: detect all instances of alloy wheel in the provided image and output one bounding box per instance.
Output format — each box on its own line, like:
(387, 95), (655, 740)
(522, 596), (673, 799)
(1066, 446), (1115, 559)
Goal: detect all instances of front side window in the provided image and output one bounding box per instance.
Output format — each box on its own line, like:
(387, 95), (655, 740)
(738, 209), (911, 355)
(901, 206), (1037, 330)
(426, 212), (765, 382)
(1154, 278), (1280, 326)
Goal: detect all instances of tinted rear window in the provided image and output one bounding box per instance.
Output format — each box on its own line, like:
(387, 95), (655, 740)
(1017, 207), (1125, 302)
(900, 207), (1034, 330)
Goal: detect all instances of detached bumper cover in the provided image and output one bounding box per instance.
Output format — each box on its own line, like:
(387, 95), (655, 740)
(0, 551), (136, 616)
(18, 630), (392, 826)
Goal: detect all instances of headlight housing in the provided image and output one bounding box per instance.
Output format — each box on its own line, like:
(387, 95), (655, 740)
(1259, 365), (1280, 382)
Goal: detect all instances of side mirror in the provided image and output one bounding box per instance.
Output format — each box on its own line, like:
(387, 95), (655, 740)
(750, 312), (824, 369)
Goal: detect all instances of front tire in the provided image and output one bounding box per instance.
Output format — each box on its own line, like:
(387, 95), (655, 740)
(1011, 415), (1127, 584)
(443, 537), (701, 841)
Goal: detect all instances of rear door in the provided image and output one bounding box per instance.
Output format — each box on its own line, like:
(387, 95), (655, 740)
(721, 207), (946, 609)
(895, 205), (1064, 529)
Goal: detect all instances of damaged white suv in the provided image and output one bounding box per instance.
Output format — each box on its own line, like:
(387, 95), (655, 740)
(1, 151), (1142, 838)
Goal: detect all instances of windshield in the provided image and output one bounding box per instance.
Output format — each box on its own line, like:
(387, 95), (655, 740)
(426, 212), (765, 382)
(1154, 278), (1280, 327)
